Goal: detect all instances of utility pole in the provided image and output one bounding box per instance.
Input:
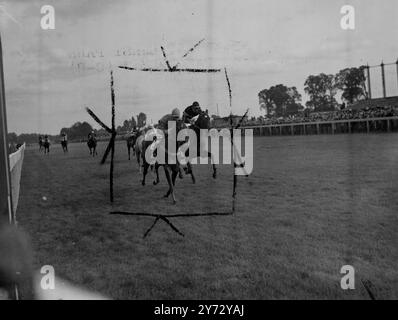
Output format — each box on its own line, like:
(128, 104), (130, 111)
(381, 61), (386, 98)
(396, 58), (398, 93)
(366, 64), (372, 99)
(0, 34), (13, 226)
(0, 33), (19, 300)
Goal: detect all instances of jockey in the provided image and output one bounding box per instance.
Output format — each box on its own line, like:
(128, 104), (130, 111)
(132, 126), (139, 135)
(88, 130), (96, 140)
(158, 108), (181, 133)
(182, 101), (202, 125)
(61, 132), (67, 142)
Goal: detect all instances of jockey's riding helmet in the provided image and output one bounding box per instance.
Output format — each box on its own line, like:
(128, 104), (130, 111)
(192, 101), (199, 107)
(171, 108), (180, 119)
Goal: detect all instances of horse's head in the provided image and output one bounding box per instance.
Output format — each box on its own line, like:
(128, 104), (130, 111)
(192, 111), (210, 130)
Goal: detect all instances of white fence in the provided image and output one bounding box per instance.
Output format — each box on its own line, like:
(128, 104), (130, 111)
(9, 143), (25, 222)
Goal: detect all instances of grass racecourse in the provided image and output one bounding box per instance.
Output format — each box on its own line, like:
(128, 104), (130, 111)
(17, 134), (398, 299)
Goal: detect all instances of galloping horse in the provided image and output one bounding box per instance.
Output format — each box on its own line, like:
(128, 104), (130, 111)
(139, 122), (186, 204)
(134, 127), (160, 184)
(125, 130), (139, 160)
(87, 136), (97, 156)
(182, 103), (217, 183)
(43, 137), (50, 154)
(61, 134), (68, 153)
(61, 140), (68, 153)
(134, 133), (145, 172)
(39, 136), (43, 151)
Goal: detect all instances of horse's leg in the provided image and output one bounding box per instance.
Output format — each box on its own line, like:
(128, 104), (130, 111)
(153, 163), (160, 185)
(170, 166), (178, 204)
(127, 143), (130, 160)
(149, 164), (156, 185)
(163, 166), (173, 201)
(137, 151), (142, 173)
(142, 161), (149, 186)
(209, 151), (217, 179)
(186, 161), (196, 184)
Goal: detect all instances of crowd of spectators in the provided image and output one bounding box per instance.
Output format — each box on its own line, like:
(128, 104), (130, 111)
(243, 105), (398, 126)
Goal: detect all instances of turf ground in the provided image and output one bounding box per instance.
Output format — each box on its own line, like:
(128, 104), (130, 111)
(17, 134), (398, 299)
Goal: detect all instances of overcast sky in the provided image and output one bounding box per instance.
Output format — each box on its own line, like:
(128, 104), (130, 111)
(1, 0), (398, 134)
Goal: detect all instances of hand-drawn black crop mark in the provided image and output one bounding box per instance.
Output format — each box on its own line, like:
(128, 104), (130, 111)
(85, 70), (117, 202)
(110, 110), (247, 238)
(112, 65), (248, 237)
(85, 39), (249, 237)
(118, 38), (220, 73)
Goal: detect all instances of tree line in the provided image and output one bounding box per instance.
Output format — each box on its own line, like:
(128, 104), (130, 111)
(258, 66), (367, 117)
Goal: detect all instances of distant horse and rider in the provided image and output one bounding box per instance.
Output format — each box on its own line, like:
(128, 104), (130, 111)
(42, 135), (50, 154)
(39, 136), (43, 151)
(125, 128), (139, 160)
(61, 132), (68, 153)
(87, 131), (98, 156)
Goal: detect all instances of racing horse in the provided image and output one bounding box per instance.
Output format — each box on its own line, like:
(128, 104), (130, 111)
(134, 133), (145, 172)
(182, 104), (217, 183)
(43, 137), (50, 154)
(140, 123), (186, 204)
(125, 130), (139, 160)
(61, 135), (68, 153)
(39, 136), (43, 151)
(135, 127), (160, 184)
(87, 136), (97, 156)
(61, 140), (68, 153)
